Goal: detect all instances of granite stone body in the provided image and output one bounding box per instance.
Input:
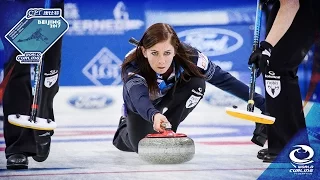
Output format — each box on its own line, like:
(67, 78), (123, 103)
(138, 136), (195, 164)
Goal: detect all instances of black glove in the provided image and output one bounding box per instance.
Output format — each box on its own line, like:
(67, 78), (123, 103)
(248, 41), (273, 77)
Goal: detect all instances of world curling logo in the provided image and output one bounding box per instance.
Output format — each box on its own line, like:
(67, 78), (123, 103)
(289, 145), (314, 175)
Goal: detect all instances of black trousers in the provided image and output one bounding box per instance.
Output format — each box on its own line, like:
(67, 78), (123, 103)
(1, 0), (64, 158)
(113, 77), (206, 153)
(263, 1), (319, 154)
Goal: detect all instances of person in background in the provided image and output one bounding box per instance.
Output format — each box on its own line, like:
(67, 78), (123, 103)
(0, 0), (65, 169)
(248, 0), (320, 162)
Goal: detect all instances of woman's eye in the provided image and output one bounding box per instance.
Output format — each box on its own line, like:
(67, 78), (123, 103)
(164, 52), (171, 55)
(151, 52), (158, 56)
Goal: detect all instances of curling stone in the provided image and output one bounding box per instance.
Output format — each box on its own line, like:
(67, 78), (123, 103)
(138, 123), (195, 164)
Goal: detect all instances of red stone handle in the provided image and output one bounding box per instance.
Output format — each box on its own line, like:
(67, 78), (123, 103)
(146, 129), (187, 138)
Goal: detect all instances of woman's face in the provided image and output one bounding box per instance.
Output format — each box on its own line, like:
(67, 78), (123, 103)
(142, 39), (175, 74)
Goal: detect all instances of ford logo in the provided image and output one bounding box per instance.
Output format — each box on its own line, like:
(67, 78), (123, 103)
(68, 94), (113, 109)
(178, 28), (243, 56)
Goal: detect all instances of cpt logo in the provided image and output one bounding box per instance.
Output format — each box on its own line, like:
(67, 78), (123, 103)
(26, 8), (43, 19)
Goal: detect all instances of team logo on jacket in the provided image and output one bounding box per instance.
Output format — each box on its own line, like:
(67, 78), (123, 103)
(186, 95), (201, 108)
(44, 74), (58, 88)
(266, 80), (281, 98)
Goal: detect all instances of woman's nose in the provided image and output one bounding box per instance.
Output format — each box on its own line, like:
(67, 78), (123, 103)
(158, 57), (165, 64)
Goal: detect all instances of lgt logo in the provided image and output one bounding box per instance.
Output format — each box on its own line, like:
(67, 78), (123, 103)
(82, 47), (122, 86)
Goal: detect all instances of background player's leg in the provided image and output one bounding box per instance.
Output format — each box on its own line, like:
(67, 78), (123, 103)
(261, 0), (315, 162)
(3, 53), (34, 158)
(31, 0), (64, 162)
(0, 0), (40, 169)
(33, 37), (63, 162)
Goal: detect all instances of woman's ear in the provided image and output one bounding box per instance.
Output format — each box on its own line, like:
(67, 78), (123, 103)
(141, 46), (147, 58)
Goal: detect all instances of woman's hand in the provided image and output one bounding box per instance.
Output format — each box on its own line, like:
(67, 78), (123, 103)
(152, 113), (171, 133)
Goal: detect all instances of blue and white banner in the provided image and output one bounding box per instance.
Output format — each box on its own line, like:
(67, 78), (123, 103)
(0, 0), (317, 100)
(60, 0), (262, 87)
(61, 1), (145, 86)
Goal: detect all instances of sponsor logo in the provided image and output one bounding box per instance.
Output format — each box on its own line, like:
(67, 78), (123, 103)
(265, 71), (280, 79)
(178, 28), (243, 56)
(197, 52), (209, 70)
(192, 88), (204, 96)
(68, 93), (113, 109)
(64, 1), (144, 35)
(268, 71), (275, 76)
(265, 75), (280, 79)
(82, 47), (122, 86)
(289, 145), (314, 175)
(44, 69), (58, 76)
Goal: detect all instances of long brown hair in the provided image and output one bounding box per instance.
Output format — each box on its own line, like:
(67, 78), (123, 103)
(122, 23), (205, 95)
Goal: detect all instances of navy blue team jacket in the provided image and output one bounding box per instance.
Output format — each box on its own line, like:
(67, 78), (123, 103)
(122, 44), (265, 123)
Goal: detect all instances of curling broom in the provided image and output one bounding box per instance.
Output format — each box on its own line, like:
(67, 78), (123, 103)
(225, 0), (275, 125)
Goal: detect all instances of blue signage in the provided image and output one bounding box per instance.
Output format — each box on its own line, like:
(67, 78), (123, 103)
(5, 8), (69, 64)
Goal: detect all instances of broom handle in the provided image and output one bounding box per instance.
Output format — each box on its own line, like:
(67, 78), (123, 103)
(129, 37), (139, 46)
(30, 0), (51, 122)
(247, 0), (263, 112)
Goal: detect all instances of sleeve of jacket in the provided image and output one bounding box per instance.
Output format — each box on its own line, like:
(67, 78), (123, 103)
(122, 66), (160, 123)
(193, 50), (266, 112)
